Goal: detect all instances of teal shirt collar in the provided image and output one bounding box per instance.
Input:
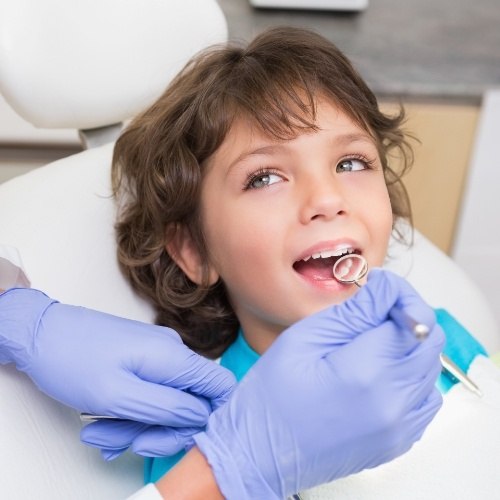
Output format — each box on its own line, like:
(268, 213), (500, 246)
(220, 329), (259, 382)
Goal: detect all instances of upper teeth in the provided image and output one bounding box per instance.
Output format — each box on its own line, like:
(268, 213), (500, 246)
(303, 247), (354, 262)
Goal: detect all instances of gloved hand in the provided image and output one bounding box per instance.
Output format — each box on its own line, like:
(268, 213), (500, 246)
(193, 269), (445, 499)
(81, 419), (203, 460)
(0, 288), (236, 459)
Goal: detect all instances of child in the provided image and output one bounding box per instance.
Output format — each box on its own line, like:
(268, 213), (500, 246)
(109, 26), (489, 494)
(112, 25), (412, 359)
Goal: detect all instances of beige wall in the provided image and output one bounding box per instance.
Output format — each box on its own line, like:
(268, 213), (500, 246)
(380, 101), (479, 254)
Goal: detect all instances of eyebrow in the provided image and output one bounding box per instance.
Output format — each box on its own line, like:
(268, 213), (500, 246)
(334, 132), (375, 146)
(227, 145), (285, 172)
(227, 132), (375, 171)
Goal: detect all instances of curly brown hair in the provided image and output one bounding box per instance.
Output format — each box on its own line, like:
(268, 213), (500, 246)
(112, 26), (413, 358)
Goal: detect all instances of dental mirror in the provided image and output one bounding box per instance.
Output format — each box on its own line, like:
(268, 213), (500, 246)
(332, 253), (368, 287)
(332, 253), (429, 340)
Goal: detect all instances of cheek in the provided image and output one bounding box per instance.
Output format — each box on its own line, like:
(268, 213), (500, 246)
(201, 206), (266, 276)
(376, 191), (394, 256)
(202, 208), (286, 297)
(379, 189), (394, 233)
(371, 179), (393, 222)
(362, 183), (393, 259)
(217, 225), (272, 271)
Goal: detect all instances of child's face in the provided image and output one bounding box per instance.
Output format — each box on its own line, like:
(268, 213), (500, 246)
(199, 100), (393, 352)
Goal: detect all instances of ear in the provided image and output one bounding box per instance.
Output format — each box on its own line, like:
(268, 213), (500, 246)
(165, 224), (219, 286)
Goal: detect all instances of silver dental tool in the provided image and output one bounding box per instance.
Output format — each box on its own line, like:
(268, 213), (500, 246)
(439, 352), (483, 397)
(80, 413), (122, 422)
(332, 253), (482, 397)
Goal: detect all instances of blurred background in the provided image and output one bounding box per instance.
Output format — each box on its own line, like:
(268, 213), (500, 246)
(1, 0), (499, 325)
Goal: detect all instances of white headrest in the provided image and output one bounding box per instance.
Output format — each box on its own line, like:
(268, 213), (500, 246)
(0, 0), (227, 130)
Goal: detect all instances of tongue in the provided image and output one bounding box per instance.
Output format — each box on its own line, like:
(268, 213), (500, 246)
(294, 257), (337, 280)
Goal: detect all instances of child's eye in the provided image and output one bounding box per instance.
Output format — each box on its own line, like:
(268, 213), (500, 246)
(336, 158), (370, 173)
(244, 169), (283, 190)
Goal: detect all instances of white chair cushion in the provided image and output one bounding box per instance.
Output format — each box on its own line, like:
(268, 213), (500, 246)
(0, 145), (151, 498)
(0, 143), (154, 321)
(0, 0), (227, 130)
(0, 364), (144, 498)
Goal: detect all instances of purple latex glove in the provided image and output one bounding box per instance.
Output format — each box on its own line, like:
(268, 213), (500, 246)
(0, 288), (236, 458)
(81, 419), (202, 460)
(193, 269), (445, 499)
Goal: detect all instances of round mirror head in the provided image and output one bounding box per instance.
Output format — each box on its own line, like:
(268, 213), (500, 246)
(332, 254), (368, 285)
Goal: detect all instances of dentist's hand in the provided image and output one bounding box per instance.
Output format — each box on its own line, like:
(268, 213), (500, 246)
(192, 269), (445, 499)
(0, 288), (236, 459)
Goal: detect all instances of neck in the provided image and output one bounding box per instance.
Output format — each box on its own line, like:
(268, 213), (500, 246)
(238, 320), (284, 354)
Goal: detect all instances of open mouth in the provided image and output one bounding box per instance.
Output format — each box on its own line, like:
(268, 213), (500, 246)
(293, 247), (361, 281)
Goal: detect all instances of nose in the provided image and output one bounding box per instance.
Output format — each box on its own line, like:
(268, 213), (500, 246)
(298, 172), (348, 224)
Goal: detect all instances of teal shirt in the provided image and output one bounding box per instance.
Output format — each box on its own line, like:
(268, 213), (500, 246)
(144, 307), (487, 484)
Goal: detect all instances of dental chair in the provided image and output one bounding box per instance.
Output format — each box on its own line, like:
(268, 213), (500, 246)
(0, 1), (498, 498)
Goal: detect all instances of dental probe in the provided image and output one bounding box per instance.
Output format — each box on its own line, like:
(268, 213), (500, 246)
(391, 307), (482, 397)
(439, 353), (483, 397)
